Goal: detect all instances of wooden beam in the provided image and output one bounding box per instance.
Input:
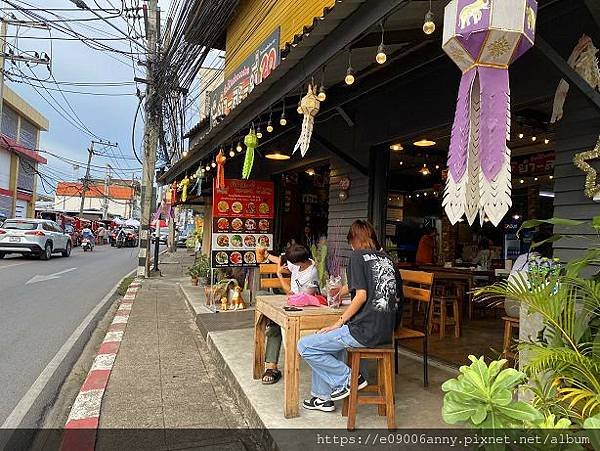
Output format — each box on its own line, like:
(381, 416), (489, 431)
(535, 36), (600, 114)
(312, 133), (368, 175)
(584, 0), (600, 28)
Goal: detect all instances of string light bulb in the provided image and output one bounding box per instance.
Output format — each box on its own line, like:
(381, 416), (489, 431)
(518, 133), (524, 139)
(375, 22), (387, 64)
(317, 84), (326, 102)
(182, 150), (188, 158)
(423, 1), (435, 35)
(228, 149), (235, 158)
(345, 49), (355, 85)
(256, 126), (263, 139)
(267, 120), (274, 133)
(236, 141), (242, 152)
(205, 164), (210, 171)
(211, 161), (216, 168)
(280, 111), (287, 126)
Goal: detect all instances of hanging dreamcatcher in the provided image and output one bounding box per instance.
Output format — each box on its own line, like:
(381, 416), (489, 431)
(441, 0), (537, 226)
(216, 149), (226, 189)
(293, 83), (320, 157)
(242, 128), (258, 179)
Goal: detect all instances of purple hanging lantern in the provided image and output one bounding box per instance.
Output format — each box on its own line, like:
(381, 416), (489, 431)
(442, 0), (538, 226)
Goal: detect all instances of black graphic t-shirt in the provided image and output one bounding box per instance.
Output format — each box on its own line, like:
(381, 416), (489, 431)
(346, 249), (403, 347)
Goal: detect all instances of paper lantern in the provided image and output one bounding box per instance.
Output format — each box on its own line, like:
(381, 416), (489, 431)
(293, 84), (320, 157)
(442, 0), (537, 226)
(242, 128), (258, 179)
(216, 150), (226, 190)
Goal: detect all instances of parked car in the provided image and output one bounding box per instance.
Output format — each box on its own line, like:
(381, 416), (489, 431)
(151, 228), (168, 245)
(0, 218), (72, 260)
(64, 223), (81, 247)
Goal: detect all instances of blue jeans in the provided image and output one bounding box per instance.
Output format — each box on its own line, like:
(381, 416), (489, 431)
(297, 325), (365, 401)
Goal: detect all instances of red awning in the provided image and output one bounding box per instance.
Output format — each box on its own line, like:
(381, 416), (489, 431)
(0, 134), (47, 164)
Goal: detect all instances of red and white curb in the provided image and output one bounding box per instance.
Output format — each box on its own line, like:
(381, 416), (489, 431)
(60, 279), (142, 451)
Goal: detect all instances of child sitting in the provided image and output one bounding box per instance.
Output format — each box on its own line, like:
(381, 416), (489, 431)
(261, 243), (319, 384)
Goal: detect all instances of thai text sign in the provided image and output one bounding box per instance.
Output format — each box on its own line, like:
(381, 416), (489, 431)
(212, 179), (274, 268)
(209, 27), (280, 127)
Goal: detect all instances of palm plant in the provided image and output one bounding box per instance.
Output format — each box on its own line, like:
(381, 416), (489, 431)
(476, 218), (600, 422)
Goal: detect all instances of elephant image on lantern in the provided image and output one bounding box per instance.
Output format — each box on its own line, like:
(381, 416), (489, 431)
(459, 0), (490, 29)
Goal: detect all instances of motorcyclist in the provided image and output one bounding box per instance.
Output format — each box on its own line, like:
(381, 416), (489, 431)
(81, 227), (95, 250)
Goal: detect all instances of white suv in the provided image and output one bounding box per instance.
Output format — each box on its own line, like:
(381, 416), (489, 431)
(0, 218), (72, 260)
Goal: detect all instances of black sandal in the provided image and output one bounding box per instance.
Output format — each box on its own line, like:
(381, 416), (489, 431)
(261, 368), (282, 385)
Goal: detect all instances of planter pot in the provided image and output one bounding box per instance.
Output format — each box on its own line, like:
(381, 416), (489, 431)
(504, 298), (520, 318)
(191, 277), (199, 286)
(198, 277), (208, 286)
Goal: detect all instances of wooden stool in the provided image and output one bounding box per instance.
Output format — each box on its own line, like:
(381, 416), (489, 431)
(429, 284), (461, 338)
(342, 347), (395, 431)
(502, 316), (519, 362)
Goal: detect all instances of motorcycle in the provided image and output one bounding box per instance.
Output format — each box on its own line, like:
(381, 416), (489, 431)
(82, 237), (94, 252)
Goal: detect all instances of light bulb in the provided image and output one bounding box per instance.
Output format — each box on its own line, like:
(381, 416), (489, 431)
(531, 136), (537, 142)
(317, 85), (326, 102)
(345, 67), (355, 85)
(229, 150), (235, 158)
(256, 128), (263, 139)
(518, 133), (524, 139)
(201, 168), (205, 174)
(423, 10), (435, 35)
(211, 162), (216, 168)
(375, 43), (387, 64)
(267, 121), (274, 133)
(182, 150), (188, 158)
(236, 141), (242, 152)
(280, 116), (287, 126)
(544, 138), (550, 144)
(205, 165), (210, 171)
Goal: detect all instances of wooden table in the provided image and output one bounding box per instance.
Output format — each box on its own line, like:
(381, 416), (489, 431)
(252, 295), (347, 418)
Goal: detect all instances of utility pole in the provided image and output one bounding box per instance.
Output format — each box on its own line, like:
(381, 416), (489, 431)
(138, 0), (159, 277)
(103, 164), (111, 219)
(79, 143), (94, 217)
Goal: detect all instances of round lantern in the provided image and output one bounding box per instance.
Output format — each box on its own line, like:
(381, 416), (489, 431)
(441, 0), (538, 226)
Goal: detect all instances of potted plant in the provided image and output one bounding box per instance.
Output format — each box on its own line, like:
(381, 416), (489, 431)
(195, 254), (210, 286)
(187, 263), (201, 286)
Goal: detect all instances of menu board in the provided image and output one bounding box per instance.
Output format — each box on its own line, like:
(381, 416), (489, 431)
(211, 179), (274, 268)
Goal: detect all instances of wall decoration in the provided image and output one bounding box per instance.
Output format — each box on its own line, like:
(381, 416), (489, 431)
(442, 0), (537, 226)
(209, 28), (281, 128)
(551, 35), (600, 123)
(573, 136), (600, 200)
(242, 128), (257, 179)
(216, 149), (226, 190)
(293, 84), (320, 157)
(211, 179), (274, 268)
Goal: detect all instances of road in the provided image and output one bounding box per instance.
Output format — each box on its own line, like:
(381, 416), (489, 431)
(0, 243), (139, 425)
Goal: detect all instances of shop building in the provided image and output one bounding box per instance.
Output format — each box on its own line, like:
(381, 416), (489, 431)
(54, 180), (138, 219)
(0, 85), (48, 219)
(160, 0), (600, 365)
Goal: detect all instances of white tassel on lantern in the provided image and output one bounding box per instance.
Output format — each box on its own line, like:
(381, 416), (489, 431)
(293, 84), (320, 157)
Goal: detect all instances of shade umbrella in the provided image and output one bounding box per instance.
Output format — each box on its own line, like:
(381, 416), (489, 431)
(124, 218), (141, 228)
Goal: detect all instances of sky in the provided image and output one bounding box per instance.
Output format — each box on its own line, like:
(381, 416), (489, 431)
(1, 0), (176, 195)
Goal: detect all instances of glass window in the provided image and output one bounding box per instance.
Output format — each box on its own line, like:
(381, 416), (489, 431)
(42, 222), (54, 232)
(52, 222), (63, 232)
(2, 220), (37, 230)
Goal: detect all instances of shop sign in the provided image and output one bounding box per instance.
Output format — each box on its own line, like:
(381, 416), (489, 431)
(209, 27), (281, 128)
(512, 152), (555, 176)
(211, 179), (274, 268)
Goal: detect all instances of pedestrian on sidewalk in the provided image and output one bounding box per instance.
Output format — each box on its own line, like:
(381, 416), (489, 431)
(297, 220), (403, 412)
(97, 225), (107, 245)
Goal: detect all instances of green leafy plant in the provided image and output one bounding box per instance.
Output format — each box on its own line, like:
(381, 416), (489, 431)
(195, 253), (211, 279)
(442, 355), (542, 428)
(476, 217), (600, 422)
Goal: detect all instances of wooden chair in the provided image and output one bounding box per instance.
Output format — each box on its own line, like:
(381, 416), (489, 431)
(259, 263), (290, 291)
(342, 347), (395, 431)
(502, 316), (519, 363)
(429, 282), (461, 338)
(394, 270), (434, 387)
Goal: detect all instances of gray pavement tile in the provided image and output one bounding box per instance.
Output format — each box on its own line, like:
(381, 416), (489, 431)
(100, 406), (164, 428)
(102, 383), (163, 410)
(96, 430), (166, 451)
(162, 402), (225, 428)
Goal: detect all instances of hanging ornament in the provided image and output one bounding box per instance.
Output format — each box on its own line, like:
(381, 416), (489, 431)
(180, 176), (190, 203)
(192, 166), (204, 195)
(242, 128), (258, 179)
(171, 181), (178, 205)
(216, 149), (226, 190)
(573, 136), (600, 199)
(442, 0), (537, 226)
(293, 83), (320, 157)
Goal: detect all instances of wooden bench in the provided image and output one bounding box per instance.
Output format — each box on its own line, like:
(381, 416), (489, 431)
(259, 263), (290, 290)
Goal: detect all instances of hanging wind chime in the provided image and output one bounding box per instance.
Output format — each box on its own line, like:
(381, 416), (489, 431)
(242, 127), (258, 179)
(215, 149), (226, 189)
(441, 0), (537, 226)
(293, 83), (320, 157)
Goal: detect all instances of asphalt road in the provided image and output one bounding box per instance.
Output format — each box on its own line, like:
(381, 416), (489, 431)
(0, 243), (139, 425)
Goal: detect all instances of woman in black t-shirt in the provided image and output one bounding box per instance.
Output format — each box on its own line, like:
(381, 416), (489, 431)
(297, 220), (402, 412)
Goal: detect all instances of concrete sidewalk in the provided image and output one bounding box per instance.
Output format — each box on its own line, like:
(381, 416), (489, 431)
(96, 252), (262, 450)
